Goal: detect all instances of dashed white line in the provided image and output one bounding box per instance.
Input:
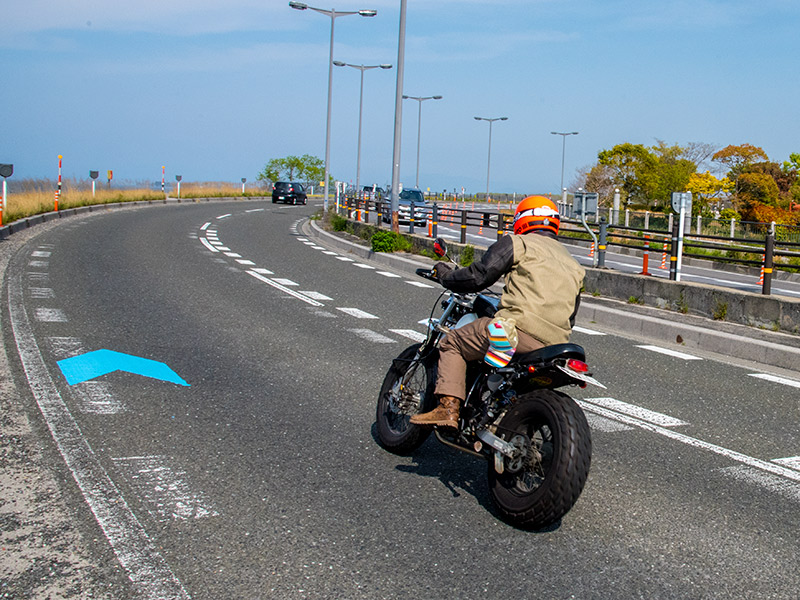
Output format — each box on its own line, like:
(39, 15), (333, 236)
(354, 264), (376, 270)
(573, 326), (606, 336)
(377, 271), (401, 278)
(636, 345), (702, 360)
(35, 308), (68, 322)
(406, 280), (433, 288)
(251, 268), (274, 275)
(216, 214), (231, 219)
(348, 329), (397, 344)
(200, 238), (219, 252)
(389, 329), (427, 343)
(272, 278), (298, 286)
(337, 307), (379, 319)
(236, 259), (256, 266)
(224, 252), (242, 258)
(299, 291), (332, 301)
(336, 256), (355, 262)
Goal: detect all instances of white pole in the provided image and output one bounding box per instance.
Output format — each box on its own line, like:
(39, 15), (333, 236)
(676, 197), (687, 282)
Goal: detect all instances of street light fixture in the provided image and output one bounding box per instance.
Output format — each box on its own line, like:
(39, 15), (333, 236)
(402, 94), (442, 189)
(551, 131), (579, 193)
(334, 61), (392, 194)
(288, 1), (377, 212)
(474, 116), (508, 202)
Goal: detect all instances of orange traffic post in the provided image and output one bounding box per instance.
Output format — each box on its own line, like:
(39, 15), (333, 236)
(639, 234), (651, 275)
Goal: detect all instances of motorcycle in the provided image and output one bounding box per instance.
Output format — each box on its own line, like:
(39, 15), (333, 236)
(375, 239), (605, 529)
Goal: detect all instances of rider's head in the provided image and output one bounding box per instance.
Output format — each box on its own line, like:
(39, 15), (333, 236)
(513, 195), (560, 236)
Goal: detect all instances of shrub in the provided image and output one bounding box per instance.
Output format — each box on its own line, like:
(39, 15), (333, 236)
(330, 214), (348, 232)
(460, 244), (475, 266)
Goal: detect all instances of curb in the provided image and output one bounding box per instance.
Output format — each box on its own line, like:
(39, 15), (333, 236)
(306, 219), (800, 372)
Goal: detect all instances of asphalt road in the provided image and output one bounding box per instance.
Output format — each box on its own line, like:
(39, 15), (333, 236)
(3, 200), (800, 599)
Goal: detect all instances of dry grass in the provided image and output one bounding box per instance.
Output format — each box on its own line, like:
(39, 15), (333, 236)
(0, 179), (268, 225)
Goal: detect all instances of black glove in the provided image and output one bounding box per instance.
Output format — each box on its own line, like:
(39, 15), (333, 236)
(431, 261), (453, 281)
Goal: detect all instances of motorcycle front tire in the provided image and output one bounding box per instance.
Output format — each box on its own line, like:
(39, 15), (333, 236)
(375, 344), (438, 455)
(488, 389), (591, 530)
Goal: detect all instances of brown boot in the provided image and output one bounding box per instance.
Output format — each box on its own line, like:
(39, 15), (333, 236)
(409, 396), (460, 429)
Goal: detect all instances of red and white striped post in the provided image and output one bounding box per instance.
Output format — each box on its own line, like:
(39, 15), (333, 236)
(55, 154), (62, 211)
(161, 166), (166, 196)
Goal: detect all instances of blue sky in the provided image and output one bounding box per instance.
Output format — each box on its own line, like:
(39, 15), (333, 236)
(3, 0), (799, 195)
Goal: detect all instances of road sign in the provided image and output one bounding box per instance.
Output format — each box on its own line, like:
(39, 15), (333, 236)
(671, 192), (692, 214)
(57, 350), (189, 386)
(0, 164), (13, 178)
(573, 192), (598, 216)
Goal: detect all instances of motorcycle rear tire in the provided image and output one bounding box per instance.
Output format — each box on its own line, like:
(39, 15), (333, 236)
(375, 344), (437, 455)
(488, 389), (591, 529)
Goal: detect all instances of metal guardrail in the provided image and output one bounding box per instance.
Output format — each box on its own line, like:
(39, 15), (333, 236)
(337, 196), (800, 296)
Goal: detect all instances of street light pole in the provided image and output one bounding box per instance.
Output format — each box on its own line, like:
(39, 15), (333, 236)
(551, 131), (579, 193)
(474, 116), (508, 202)
(389, 0), (408, 233)
(402, 95), (442, 189)
(288, 2), (377, 213)
(334, 61), (392, 194)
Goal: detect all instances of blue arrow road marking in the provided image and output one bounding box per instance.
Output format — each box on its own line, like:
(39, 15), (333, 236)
(57, 350), (189, 387)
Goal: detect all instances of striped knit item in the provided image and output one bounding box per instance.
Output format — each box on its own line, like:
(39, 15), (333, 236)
(484, 318), (518, 368)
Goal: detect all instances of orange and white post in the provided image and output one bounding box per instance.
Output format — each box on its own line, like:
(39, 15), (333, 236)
(55, 154), (62, 211)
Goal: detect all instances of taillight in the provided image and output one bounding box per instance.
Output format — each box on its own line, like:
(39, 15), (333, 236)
(567, 359), (589, 373)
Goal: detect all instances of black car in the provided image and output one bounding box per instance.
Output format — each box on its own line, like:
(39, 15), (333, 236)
(272, 182), (307, 205)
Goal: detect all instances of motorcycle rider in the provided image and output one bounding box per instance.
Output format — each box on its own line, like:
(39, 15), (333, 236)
(410, 195), (585, 429)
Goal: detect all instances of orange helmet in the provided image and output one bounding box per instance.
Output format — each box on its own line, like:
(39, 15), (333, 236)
(513, 195), (560, 235)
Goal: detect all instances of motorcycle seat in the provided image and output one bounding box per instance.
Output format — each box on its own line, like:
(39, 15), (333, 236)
(512, 343), (586, 365)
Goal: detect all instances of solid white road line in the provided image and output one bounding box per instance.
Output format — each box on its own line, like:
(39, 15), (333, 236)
(748, 373), (800, 389)
(582, 397), (688, 427)
(577, 399), (800, 484)
(245, 271), (323, 307)
(7, 272), (190, 599)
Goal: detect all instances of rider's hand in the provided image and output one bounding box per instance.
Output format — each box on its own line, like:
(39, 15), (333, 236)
(432, 261), (453, 281)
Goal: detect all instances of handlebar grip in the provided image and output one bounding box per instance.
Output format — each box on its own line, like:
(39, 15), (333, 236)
(416, 268), (434, 279)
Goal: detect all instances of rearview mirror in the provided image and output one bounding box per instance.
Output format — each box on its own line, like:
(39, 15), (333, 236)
(433, 238), (447, 258)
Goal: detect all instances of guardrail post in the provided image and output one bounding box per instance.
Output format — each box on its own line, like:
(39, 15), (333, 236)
(730, 218), (736, 238)
(639, 233), (651, 275)
(432, 203), (438, 238)
(460, 209), (467, 244)
(625, 209), (630, 227)
(762, 226), (775, 295)
(496, 213), (506, 240)
(597, 219), (607, 268)
(409, 203), (415, 234)
(375, 200), (383, 226)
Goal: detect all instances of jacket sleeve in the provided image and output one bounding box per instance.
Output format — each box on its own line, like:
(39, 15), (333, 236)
(439, 234), (514, 293)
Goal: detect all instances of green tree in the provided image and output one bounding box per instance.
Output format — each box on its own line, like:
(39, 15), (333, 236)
(597, 143), (657, 206)
(736, 172), (780, 219)
(256, 154), (326, 189)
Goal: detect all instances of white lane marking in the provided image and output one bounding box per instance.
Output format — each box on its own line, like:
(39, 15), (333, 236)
(336, 256), (355, 262)
(748, 373), (800, 389)
(773, 457), (800, 470)
(28, 272), (49, 282)
(406, 281), (433, 288)
(201, 222), (211, 230)
(35, 308), (68, 322)
(112, 456), (219, 522)
(296, 237), (309, 241)
(236, 259), (256, 266)
(585, 412), (633, 433)
(577, 400), (800, 484)
(7, 272), (190, 599)
(303, 241), (316, 246)
(71, 381), (122, 414)
(377, 271), (401, 278)
(299, 291), (332, 301)
(573, 326), (606, 336)
(216, 213), (231, 219)
(636, 345), (702, 360)
(32, 251), (52, 258)
(209, 240), (223, 246)
(223, 252), (242, 258)
(581, 397), (688, 427)
(216, 247), (231, 252)
(251, 268), (274, 275)
(348, 329), (397, 344)
(389, 329), (427, 343)
(272, 278), (298, 286)
(245, 208), (264, 213)
(322, 251), (338, 256)
(719, 466), (800, 502)
(354, 264), (376, 270)
(245, 271), (323, 307)
(30, 287), (55, 299)
(200, 238), (219, 252)
(337, 307), (379, 319)
(29, 260), (49, 267)
(310, 245), (326, 250)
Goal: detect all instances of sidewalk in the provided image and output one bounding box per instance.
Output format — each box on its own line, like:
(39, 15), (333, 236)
(306, 219), (800, 373)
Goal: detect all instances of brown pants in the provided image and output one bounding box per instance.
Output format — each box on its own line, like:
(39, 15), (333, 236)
(434, 316), (545, 401)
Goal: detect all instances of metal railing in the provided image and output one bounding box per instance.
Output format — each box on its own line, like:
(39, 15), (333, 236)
(337, 196), (800, 295)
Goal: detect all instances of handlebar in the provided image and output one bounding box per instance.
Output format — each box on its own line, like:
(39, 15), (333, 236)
(415, 267), (438, 281)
